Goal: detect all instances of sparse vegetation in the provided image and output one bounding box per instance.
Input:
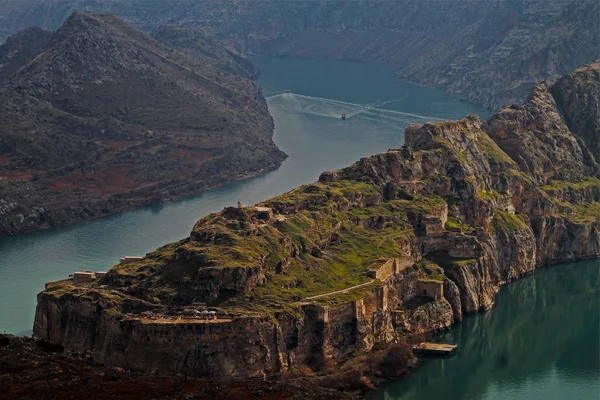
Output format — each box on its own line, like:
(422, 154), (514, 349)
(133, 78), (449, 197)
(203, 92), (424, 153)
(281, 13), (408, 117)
(445, 215), (474, 233)
(507, 168), (535, 185)
(416, 259), (445, 281)
(313, 280), (382, 306)
(475, 133), (516, 165)
(433, 136), (453, 148)
(422, 173), (450, 184)
(475, 189), (504, 201)
(451, 258), (478, 267)
(559, 201), (600, 224)
(542, 177), (600, 193)
(491, 211), (529, 234)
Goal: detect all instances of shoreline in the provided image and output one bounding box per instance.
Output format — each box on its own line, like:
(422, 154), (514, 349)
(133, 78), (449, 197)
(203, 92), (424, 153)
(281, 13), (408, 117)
(367, 255), (600, 398)
(0, 159), (286, 239)
(5, 257), (597, 399)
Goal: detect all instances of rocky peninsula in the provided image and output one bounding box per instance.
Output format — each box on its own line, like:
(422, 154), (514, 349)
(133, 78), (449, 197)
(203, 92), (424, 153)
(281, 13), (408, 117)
(33, 61), (599, 385)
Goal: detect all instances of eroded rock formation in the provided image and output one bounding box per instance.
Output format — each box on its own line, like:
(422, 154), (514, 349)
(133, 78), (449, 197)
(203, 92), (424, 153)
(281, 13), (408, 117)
(34, 61), (599, 380)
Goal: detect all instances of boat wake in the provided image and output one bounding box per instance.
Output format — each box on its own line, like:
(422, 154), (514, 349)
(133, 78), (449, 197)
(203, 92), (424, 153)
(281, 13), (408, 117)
(266, 92), (442, 124)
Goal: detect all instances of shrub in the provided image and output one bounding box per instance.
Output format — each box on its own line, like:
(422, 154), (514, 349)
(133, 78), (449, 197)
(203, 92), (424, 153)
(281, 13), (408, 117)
(378, 343), (414, 378)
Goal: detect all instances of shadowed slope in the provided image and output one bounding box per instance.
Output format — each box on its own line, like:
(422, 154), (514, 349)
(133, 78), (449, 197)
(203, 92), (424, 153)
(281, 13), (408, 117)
(0, 12), (286, 236)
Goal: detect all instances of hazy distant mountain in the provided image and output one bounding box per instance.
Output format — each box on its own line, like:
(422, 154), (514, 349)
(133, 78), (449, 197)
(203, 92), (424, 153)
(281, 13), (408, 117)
(0, 12), (285, 236)
(0, 0), (598, 108)
(150, 25), (259, 80)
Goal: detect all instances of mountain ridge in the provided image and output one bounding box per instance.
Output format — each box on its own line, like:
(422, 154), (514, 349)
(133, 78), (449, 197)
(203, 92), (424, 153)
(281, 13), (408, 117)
(0, 12), (286, 237)
(0, 0), (598, 108)
(33, 61), (599, 382)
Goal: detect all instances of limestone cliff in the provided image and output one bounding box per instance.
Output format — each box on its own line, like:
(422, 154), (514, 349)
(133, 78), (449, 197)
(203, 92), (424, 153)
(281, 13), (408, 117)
(34, 63), (599, 380)
(551, 60), (600, 162)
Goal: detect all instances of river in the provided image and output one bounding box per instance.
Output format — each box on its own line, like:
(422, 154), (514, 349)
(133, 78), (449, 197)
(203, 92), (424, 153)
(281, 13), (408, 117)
(0, 56), (488, 335)
(374, 259), (600, 400)
(0, 55), (597, 399)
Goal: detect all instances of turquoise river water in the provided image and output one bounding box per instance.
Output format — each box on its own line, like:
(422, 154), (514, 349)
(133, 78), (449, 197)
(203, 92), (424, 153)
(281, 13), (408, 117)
(374, 259), (599, 400)
(0, 56), (597, 399)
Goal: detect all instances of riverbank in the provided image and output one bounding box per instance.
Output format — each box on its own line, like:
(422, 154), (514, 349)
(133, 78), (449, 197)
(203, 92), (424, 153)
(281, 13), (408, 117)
(4, 258), (597, 400)
(31, 60), (600, 385)
(0, 163), (283, 238)
(374, 258), (600, 399)
(0, 56), (488, 336)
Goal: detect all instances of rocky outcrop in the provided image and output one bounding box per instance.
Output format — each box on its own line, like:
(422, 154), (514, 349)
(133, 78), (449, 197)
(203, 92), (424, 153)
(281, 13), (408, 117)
(1, 1), (598, 109)
(0, 12), (286, 237)
(485, 76), (600, 184)
(34, 64), (599, 380)
(551, 60), (600, 162)
(0, 27), (53, 80)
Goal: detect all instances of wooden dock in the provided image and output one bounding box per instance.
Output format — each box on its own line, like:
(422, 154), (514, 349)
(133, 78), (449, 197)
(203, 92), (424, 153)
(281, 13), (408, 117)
(412, 342), (458, 356)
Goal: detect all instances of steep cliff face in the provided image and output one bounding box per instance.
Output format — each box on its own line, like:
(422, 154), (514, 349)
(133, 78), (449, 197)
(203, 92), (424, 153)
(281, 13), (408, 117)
(1, 0), (598, 109)
(34, 64), (599, 380)
(0, 12), (285, 237)
(551, 60), (600, 162)
(485, 66), (600, 184)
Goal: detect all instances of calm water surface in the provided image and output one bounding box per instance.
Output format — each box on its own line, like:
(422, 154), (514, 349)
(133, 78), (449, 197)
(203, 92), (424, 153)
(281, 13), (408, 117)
(375, 259), (600, 400)
(0, 56), (488, 335)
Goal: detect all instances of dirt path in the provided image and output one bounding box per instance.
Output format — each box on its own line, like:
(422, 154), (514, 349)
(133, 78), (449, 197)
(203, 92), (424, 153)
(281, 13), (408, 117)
(302, 280), (375, 301)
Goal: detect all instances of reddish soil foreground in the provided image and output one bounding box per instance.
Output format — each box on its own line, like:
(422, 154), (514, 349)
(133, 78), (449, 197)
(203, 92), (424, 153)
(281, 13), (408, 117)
(0, 335), (353, 400)
(46, 145), (217, 196)
(48, 165), (144, 196)
(0, 170), (37, 183)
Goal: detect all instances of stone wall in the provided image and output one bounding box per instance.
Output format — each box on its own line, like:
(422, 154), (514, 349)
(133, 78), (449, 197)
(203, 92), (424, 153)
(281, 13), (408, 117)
(417, 280), (444, 300)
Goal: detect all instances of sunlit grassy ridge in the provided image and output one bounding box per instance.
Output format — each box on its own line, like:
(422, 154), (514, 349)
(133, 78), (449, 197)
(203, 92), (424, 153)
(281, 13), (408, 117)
(90, 179), (441, 314)
(43, 113), (599, 318)
(541, 177), (600, 193)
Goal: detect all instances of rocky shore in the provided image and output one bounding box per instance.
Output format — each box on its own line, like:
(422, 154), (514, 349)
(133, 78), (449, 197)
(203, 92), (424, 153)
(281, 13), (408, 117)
(32, 61), (599, 386)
